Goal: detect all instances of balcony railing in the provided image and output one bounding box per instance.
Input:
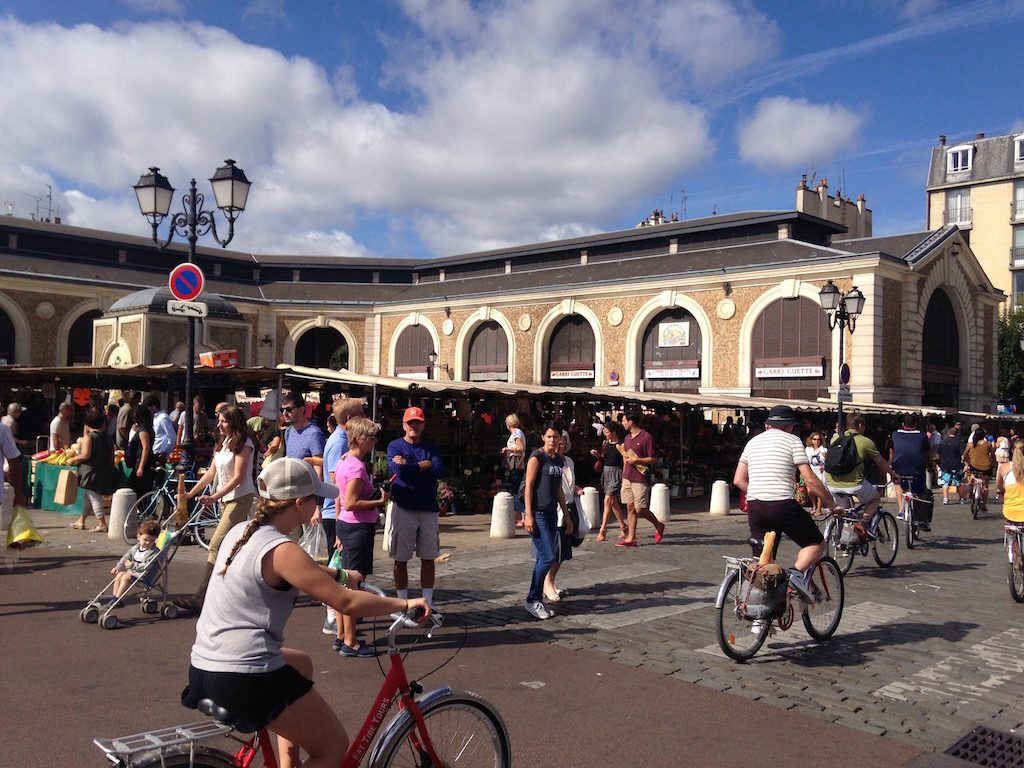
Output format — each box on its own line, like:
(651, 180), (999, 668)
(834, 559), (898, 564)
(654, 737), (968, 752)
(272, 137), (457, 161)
(945, 207), (973, 227)
(1012, 245), (1024, 268)
(1013, 199), (1024, 222)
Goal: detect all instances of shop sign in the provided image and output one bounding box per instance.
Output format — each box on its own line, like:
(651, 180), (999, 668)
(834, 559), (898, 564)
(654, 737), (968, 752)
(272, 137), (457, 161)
(550, 368), (594, 380)
(645, 367), (699, 379)
(657, 321), (690, 347)
(755, 364), (824, 378)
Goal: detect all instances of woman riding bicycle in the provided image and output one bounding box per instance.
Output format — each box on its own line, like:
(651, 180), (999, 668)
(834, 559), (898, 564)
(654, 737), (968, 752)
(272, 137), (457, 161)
(997, 439), (1024, 523)
(180, 457), (431, 768)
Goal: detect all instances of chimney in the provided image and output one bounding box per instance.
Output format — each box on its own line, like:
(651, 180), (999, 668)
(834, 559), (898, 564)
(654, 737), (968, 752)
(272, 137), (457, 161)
(818, 178), (828, 202)
(798, 174), (808, 190)
(939, 135), (946, 146)
(976, 132), (985, 140)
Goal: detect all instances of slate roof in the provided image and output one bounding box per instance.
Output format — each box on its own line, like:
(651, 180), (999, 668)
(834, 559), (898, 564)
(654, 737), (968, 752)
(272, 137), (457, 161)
(926, 132), (1024, 190)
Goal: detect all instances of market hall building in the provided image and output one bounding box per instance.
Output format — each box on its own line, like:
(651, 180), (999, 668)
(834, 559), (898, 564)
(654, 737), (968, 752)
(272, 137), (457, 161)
(0, 178), (1002, 414)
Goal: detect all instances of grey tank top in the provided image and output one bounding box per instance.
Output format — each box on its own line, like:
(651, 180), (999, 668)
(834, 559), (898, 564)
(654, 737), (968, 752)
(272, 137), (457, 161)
(190, 522), (296, 673)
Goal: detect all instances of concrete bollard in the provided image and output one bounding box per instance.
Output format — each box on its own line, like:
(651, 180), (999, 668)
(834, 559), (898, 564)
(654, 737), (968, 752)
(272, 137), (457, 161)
(490, 491), (516, 539)
(650, 482), (670, 523)
(1, 482), (13, 531)
(109, 488), (137, 541)
(580, 486), (600, 530)
(709, 480), (730, 516)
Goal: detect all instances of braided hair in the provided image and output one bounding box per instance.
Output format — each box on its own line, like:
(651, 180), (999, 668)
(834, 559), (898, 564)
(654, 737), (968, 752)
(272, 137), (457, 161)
(219, 496), (294, 575)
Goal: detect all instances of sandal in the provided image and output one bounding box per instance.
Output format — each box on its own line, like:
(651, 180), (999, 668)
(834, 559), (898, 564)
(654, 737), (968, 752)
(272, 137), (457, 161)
(92, 524), (108, 533)
(595, 529), (607, 542)
(617, 529), (628, 539)
(543, 591), (562, 603)
(173, 597), (203, 614)
(69, 520), (86, 530)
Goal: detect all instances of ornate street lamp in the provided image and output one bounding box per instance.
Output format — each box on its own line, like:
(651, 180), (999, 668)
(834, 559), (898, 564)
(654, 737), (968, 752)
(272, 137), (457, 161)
(820, 280), (866, 432)
(133, 160), (252, 468)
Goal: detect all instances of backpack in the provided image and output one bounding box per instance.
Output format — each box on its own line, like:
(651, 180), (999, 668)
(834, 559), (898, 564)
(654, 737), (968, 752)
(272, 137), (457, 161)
(824, 433), (861, 476)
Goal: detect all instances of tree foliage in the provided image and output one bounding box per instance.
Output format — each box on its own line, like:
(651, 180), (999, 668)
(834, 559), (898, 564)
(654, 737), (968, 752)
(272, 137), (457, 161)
(998, 306), (1024, 404)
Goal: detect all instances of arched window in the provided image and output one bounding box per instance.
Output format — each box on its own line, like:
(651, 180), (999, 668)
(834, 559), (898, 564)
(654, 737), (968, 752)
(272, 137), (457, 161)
(394, 325), (434, 379)
(921, 289), (960, 408)
(750, 297), (831, 400)
(0, 306), (14, 365)
(641, 308), (701, 392)
(467, 321), (508, 381)
(295, 327), (348, 370)
(67, 310), (103, 366)
(546, 315), (595, 387)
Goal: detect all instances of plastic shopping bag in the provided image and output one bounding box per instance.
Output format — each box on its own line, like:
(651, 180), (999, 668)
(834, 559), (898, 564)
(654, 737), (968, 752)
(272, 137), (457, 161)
(7, 506), (43, 550)
(299, 523), (329, 563)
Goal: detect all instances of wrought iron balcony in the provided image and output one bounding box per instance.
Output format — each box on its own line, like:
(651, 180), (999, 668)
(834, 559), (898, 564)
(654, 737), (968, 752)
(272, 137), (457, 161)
(945, 206), (973, 227)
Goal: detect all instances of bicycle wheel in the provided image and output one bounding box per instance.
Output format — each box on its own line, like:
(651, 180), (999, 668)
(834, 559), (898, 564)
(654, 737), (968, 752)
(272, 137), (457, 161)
(871, 511), (899, 567)
(800, 557), (844, 641)
(824, 518), (854, 575)
(191, 502), (221, 550)
(715, 571), (770, 662)
(903, 501), (916, 550)
(971, 486), (981, 519)
(372, 690), (510, 768)
(132, 745), (236, 768)
(123, 490), (170, 544)
(1009, 534), (1024, 603)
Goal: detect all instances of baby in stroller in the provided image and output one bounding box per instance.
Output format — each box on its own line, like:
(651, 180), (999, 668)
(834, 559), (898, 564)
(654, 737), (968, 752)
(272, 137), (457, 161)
(112, 520), (161, 598)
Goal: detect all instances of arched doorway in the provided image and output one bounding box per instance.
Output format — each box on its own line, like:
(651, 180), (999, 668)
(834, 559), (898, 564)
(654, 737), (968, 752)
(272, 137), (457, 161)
(641, 308), (701, 392)
(0, 306), (14, 365)
(295, 327), (348, 370)
(750, 297), (831, 399)
(546, 315), (595, 386)
(467, 321), (509, 381)
(394, 325), (434, 379)
(67, 310), (103, 366)
(921, 289), (960, 408)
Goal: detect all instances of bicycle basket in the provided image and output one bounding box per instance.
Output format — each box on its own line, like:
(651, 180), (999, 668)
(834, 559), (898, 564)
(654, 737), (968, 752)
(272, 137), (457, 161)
(741, 563), (787, 619)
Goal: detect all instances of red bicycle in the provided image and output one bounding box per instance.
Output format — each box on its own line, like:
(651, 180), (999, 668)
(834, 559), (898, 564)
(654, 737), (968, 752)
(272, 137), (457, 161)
(94, 585), (510, 767)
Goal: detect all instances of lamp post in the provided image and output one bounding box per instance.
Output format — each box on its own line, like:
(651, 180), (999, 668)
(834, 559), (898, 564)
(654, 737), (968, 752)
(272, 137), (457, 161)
(133, 160), (251, 468)
(819, 279), (866, 433)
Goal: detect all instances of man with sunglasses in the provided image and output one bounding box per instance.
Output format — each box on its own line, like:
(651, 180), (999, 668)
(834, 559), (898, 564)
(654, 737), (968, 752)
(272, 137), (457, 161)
(281, 394), (326, 527)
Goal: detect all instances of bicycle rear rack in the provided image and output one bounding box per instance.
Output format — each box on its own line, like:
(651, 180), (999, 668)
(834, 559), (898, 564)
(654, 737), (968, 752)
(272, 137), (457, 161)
(95, 721), (234, 763)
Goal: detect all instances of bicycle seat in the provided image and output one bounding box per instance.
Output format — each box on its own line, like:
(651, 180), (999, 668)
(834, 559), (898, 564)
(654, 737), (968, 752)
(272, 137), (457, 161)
(197, 699), (254, 732)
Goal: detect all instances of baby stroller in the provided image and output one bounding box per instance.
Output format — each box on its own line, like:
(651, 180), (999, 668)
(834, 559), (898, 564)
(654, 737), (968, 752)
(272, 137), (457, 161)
(79, 527), (183, 629)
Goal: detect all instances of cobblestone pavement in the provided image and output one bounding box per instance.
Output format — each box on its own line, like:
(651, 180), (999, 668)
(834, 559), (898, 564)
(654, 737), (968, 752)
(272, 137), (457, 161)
(425, 496), (1024, 753)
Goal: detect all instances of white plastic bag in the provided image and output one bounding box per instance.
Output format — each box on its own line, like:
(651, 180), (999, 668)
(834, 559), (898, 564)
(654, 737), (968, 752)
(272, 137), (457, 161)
(299, 523), (329, 563)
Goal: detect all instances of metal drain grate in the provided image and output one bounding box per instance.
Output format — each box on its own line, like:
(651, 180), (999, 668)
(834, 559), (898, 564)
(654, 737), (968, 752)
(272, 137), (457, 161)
(946, 726), (1024, 768)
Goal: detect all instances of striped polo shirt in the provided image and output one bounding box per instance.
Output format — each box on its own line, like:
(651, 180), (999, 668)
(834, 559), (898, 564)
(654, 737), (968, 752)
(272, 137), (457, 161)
(738, 428), (806, 501)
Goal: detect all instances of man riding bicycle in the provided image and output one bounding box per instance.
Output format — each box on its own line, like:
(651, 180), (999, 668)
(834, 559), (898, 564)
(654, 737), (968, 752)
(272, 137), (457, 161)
(889, 414), (933, 530)
(733, 404), (839, 601)
(825, 412), (894, 528)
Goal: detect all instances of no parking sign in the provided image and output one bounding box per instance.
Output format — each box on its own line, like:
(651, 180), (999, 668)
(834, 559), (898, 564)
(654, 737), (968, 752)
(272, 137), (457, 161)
(168, 263), (205, 301)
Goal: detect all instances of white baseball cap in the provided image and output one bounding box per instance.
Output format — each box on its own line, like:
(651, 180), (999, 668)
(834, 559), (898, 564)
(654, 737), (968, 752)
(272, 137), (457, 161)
(257, 457), (339, 500)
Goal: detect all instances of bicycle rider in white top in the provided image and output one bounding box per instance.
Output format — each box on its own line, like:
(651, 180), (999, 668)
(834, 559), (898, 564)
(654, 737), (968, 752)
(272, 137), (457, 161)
(734, 405), (841, 602)
(825, 412), (894, 530)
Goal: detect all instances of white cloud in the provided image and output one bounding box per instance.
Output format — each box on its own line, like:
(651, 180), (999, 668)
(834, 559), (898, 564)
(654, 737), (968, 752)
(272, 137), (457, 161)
(0, 3), (778, 257)
(737, 97), (865, 170)
(119, 0), (186, 15)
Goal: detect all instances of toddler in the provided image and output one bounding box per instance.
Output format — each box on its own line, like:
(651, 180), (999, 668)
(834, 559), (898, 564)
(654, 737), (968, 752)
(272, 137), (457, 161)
(111, 520), (161, 598)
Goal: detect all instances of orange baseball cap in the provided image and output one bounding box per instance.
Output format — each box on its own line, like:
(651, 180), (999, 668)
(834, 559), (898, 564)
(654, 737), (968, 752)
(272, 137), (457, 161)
(403, 406), (426, 423)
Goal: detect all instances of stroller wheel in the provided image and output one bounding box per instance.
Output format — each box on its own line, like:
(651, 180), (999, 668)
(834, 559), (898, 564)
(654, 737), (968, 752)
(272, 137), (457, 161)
(141, 599), (159, 615)
(100, 613), (119, 630)
(82, 605), (100, 624)
(161, 603), (179, 620)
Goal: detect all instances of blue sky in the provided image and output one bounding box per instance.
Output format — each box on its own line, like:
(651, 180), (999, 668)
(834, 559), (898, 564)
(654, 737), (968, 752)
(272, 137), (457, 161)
(0, 0), (1021, 259)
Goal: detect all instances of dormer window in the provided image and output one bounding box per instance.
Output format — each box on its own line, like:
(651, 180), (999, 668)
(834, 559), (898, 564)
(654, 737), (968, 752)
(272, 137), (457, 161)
(946, 144), (974, 173)
(1015, 135), (1024, 164)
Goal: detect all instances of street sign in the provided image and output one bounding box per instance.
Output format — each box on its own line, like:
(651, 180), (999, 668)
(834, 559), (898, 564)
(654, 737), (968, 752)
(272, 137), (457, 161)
(838, 383), (852, 403)
(168, 262), (205, 301)
(167, 300), (208, 318)
(839, 362), (851, 385)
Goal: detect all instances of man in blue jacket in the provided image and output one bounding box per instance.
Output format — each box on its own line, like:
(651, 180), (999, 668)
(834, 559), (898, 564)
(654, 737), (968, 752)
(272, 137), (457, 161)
(387, 407), (444, 608)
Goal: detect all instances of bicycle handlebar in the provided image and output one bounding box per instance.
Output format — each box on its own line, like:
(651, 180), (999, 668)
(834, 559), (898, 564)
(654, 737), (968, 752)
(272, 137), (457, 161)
(359, 582), (443, 638)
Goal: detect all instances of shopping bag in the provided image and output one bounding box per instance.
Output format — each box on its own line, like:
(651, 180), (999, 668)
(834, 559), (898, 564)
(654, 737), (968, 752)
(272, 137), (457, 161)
(54, 469), (79, 506)
(299, 523), (329, 563)
(6, 506), (43, 549)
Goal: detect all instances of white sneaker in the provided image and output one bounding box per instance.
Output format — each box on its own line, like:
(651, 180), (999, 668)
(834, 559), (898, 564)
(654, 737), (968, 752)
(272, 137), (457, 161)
(787, 569), (814, 602)
(525, 600), (552, 620)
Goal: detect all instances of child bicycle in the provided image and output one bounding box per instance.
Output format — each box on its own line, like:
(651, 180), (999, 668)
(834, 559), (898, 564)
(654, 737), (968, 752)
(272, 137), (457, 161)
(714, 531), (845, 662)
(821, 490), (898, 575)
(94, 584), (510, 768)
(123, 466), (220, 549)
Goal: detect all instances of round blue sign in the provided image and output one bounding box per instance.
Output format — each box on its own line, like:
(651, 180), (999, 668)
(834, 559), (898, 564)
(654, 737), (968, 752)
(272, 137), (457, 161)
(168, 263), (205, 302)
(839, 362), (851, 385)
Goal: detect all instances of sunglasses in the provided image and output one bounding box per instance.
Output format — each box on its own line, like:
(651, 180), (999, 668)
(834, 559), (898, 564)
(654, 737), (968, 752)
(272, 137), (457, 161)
(280, 406), (296, 413)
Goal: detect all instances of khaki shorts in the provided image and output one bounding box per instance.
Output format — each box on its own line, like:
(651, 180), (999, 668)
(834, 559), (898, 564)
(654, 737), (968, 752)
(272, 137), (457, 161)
(620, 478), (649, 511)
(388, 502), (441, 562)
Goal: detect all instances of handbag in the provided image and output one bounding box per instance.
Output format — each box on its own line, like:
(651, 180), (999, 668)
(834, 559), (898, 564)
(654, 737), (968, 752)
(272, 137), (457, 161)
(299, 523), (329, 564)
(7, 506), (43, 549)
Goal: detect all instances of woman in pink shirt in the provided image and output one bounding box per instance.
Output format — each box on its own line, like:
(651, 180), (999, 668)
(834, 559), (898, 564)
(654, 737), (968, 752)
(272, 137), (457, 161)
(333, 417), (390, 657)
